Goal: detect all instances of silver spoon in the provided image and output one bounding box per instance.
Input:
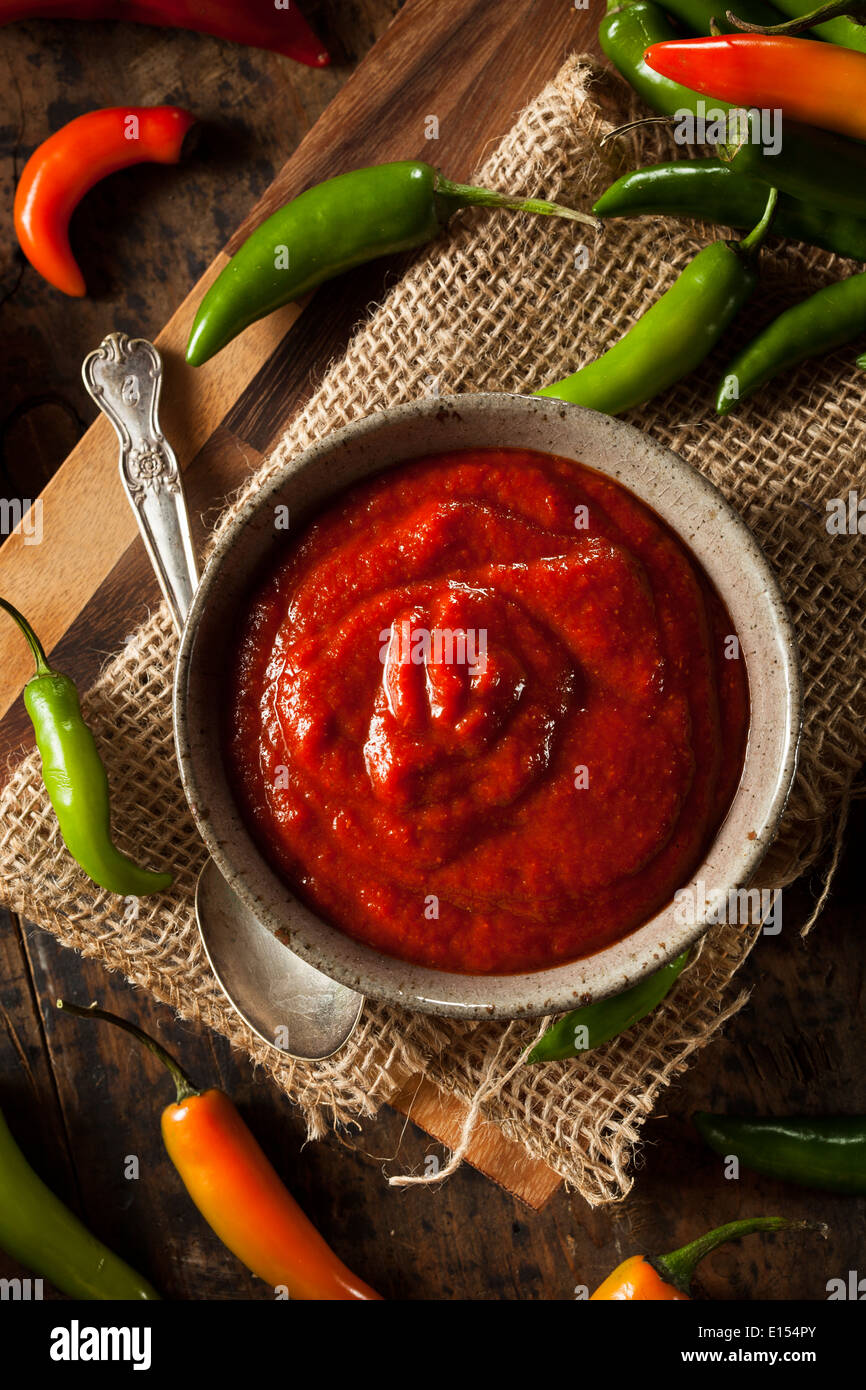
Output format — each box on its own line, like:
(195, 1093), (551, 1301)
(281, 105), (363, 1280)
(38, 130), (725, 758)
(82, 332), (363, 1060)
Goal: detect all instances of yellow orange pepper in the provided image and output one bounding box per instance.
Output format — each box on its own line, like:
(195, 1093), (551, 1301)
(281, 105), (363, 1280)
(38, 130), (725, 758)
(592, 1254), (690, 1301)
(161, 1089), (380, 1299)
(590, 1217), (813, 1300)
(58, 1000), (380, 1301)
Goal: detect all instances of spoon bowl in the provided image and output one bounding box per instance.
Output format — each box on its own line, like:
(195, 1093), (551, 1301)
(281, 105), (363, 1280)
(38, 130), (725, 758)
(195, 859), (364, 1060)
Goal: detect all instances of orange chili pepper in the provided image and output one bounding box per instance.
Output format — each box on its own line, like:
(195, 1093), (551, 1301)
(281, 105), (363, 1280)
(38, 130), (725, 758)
(590, 1216), (814, 1299)
(14, 105), (196, 297)
(57, 1000), (381, 1301)
(592, 1255), (690, 1301)
(643, 35), (866, 144)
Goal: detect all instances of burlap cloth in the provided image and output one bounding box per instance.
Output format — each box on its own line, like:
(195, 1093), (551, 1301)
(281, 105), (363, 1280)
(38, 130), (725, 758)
(2, 56), (863, 1205)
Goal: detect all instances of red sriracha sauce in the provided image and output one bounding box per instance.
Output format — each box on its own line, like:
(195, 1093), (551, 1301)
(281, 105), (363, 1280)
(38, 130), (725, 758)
(226, 449), (748, 976)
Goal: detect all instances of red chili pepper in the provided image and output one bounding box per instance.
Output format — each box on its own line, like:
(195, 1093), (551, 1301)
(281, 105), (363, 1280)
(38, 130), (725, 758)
(14, 105), (196, 296)
(644, 35), (866, 144)
(0, 1), (330, 65)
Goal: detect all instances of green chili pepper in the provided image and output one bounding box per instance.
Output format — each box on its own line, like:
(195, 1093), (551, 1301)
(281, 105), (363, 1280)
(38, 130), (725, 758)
(695, 1113), (866, 1194)
(593, 159), (866, 262)
(661, 0), (786, 35)
(716, 271), (866, 412)
(0, 598), (172, 896)
(0, 1105), (159, 1299)
(536, 186), (776, 415)
(600, 0), (733, 119)
(186, 160), (598, 367)
(723, 122), (866, 220)
(728, 0), (866, 53)
(527, 950), (689, 1063)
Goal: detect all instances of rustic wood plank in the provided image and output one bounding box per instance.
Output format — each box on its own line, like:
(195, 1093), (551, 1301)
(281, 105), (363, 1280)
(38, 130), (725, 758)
(390, 1075), (563, 1210)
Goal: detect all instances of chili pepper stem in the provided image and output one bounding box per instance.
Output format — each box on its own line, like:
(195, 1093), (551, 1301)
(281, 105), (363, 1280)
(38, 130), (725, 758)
(0, 596), (52, 678)
(434, 175), (600, 229)
(57, 1000), (199, 1104)
(652, 1217), (819, 1295)
(726, 1), (865, 33)
(599, 115), (675, 148)
(739, 185), (779, 253)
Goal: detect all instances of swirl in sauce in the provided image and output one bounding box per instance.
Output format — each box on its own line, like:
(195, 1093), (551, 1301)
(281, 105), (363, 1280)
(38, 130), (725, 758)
(227, 449), (748, 975)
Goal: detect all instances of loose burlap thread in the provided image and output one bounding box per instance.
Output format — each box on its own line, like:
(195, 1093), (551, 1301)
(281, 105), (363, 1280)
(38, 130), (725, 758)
(2, 57), (864, 1205)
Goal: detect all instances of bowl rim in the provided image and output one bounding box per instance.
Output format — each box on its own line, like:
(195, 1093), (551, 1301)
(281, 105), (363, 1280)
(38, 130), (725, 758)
(174, 392), (802, 1020)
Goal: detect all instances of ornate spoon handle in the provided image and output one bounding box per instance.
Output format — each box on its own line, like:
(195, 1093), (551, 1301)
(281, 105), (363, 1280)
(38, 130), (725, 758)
(82, 333), (199, 630)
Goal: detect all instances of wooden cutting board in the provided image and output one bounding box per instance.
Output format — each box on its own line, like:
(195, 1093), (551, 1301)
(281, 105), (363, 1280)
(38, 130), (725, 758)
(0, 0), (605, 1208)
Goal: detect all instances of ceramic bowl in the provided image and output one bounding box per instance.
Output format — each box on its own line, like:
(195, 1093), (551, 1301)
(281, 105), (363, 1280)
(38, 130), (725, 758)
(174, 393), (801, 1019)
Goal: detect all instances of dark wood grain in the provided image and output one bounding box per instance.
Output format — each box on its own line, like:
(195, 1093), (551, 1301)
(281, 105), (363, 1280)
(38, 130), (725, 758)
(0, 1), (392, 499)
(0, 0), (864, 1300)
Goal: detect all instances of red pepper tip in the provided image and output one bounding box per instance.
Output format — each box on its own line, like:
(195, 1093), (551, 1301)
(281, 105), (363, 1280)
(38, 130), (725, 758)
(289, 46), (331, 67)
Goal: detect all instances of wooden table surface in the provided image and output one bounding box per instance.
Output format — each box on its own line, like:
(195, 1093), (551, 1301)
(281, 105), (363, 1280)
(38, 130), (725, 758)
(1, 0), (863, 1301)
